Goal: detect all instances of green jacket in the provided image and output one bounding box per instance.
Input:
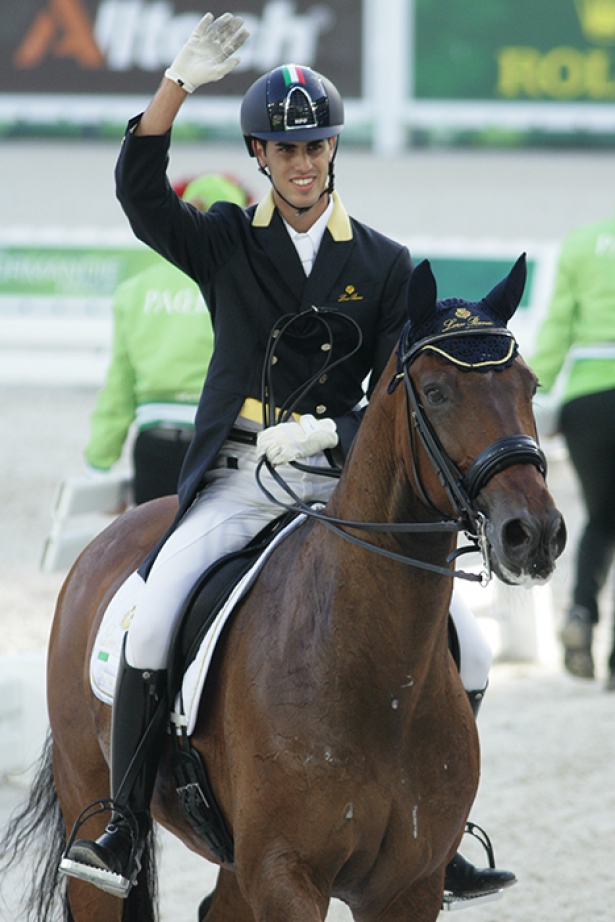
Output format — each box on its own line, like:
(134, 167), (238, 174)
(530, 214), (615, 404)
(85, 260), (213, 470)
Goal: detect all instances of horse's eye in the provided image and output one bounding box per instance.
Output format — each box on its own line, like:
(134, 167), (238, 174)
(424, 386), (445, 405)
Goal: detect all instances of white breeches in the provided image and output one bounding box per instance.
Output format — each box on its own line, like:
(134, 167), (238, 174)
(125, 437), (334, 670)
(449, 590), (492, 692)
(124, 438), (492, 693)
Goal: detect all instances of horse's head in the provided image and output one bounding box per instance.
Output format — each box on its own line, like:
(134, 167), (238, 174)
(394, 254), (566, 585)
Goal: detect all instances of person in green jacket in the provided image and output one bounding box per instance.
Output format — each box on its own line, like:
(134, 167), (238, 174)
(85, 172), (250, 504)
(531, 211), (615, 688)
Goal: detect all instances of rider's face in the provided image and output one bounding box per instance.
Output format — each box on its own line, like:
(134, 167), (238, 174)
(254, 137), (336, 224)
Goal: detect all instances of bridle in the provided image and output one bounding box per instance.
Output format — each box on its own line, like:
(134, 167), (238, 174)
(256, 323), (547, 584)
(397, 327), (547, 579)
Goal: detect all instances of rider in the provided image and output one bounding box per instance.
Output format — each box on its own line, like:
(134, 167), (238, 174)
(60, 11), (514, 905)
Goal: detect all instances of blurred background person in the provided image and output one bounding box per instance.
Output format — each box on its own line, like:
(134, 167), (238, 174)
(531, 209), (615, 689)
(84, 173), (251, 504)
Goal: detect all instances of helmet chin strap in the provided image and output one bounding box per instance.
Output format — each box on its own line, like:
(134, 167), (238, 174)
(258, 164), (334, 217)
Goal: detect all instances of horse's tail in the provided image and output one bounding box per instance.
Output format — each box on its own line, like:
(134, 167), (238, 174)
(0, 730), (159, 922)
(0, 730), (71, 922)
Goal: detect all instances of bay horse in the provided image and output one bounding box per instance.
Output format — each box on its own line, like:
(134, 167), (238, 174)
(2, 256), (565, 922)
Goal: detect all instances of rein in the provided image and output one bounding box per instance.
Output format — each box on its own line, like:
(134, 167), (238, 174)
(255, 324), (548, 584)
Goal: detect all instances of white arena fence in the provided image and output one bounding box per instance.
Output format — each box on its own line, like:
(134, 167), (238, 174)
(0, 227), (560, 387)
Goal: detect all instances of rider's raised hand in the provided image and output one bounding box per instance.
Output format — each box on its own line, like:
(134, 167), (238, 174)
(164, 12), (249, 93)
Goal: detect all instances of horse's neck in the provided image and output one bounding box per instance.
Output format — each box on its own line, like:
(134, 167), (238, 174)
(321, 397), (455, 663)
(330, 385), (453, 555)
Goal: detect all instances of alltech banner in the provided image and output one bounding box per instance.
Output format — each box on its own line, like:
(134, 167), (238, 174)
(415, 0), (615, 101)
(1, 0), (361, 98)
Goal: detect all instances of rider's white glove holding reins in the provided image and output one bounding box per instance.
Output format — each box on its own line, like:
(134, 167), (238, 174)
(257, 415), (339, 466)
(165, 12), (249, 93)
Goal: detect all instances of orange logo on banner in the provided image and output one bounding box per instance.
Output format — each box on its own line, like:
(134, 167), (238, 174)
(15, 0), (103, 68)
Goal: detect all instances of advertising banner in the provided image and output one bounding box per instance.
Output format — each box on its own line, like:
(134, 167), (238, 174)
(1, 0), (362, 99)
(415, 0), (615, 102)
(0, 244), (158, 304)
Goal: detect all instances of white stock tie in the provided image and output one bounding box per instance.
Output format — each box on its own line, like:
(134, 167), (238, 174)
(294, 233), (316, 276)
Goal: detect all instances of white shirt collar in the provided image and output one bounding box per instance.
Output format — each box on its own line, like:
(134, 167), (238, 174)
(283, 197), (334, 276)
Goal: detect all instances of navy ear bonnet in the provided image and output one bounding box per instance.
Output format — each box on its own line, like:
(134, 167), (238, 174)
(393, 254), (527, 382)
(403, 297), (518, 369)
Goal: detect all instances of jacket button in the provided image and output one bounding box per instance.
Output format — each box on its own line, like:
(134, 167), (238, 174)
(319, 374), (328, 384)
(315, 404), (327, 415)
(320, 343), (332, 352)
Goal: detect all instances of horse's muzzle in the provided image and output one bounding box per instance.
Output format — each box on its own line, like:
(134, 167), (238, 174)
(487, 505), (567, 586)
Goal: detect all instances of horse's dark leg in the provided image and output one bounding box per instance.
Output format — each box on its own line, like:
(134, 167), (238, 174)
(199, 868), (254, 922)
(235, 842), (331, 922)
(608, 615), (615, 690)
(354, 874), (444, 922)
(198, 892), (213, 921)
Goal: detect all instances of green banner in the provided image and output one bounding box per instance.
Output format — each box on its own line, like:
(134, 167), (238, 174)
(0, 246), (535, 309)
(415, 256), (535, 309)
(415, 0), (615, 101)
(0, 245), (159, 298)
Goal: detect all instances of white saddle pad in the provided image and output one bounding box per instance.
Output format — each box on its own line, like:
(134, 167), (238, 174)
(90, 513), (307, 735)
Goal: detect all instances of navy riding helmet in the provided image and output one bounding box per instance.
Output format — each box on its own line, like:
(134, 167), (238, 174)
(240, 64), (345, 157)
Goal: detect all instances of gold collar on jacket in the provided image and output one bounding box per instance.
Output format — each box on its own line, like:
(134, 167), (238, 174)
(252, 190), (352, 242)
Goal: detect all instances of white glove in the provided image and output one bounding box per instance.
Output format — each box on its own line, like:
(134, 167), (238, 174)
(256, 415), (338, 466)
(164, 12), (249, 94)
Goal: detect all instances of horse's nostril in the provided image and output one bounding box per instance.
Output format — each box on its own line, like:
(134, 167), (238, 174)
(502, 518), (532, 551)
(551, 517), (567, 559)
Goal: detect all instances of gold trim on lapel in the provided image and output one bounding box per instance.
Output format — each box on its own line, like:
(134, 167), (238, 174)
(252, 190), (276, 227)
(327, 192), (352, 241)
(252, 189), (352, 241)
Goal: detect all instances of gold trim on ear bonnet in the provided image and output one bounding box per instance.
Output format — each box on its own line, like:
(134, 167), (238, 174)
(404, 254), (526, 371)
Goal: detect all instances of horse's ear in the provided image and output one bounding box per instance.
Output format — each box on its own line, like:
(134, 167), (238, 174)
(407, 259), (437, 325)
(482, 253), (527, 323)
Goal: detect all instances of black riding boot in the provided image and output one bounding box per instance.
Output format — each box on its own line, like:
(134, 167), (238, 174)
(61, 639), (167, 898)
(443, 689), (517, 905)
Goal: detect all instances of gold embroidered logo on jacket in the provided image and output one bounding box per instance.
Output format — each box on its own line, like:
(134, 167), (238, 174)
(338, 285), (363, 302)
